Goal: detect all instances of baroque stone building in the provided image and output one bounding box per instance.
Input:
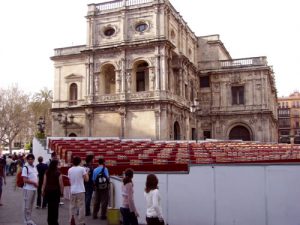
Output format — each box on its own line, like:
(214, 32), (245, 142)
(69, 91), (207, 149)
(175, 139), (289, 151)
(51, 0), (278, 142)
(278, 91), (300, 144)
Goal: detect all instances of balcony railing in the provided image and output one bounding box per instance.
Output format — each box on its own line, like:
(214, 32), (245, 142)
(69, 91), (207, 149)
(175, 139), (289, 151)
(89, 0), (154, 13)
(53, 91), (191, 108)
(52, 100), (86, 108)
(199, 56), (268, 70)
(54, 45), (86, 57)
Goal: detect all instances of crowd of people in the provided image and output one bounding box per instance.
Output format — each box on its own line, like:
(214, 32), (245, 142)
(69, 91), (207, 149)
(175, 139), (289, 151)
(0, 152), (165, 225)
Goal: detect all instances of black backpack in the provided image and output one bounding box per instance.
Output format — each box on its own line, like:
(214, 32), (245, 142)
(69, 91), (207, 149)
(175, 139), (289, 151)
(95, 166), (109, 190)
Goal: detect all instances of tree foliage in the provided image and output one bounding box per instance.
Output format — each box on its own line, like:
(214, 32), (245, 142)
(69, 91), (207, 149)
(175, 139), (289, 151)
(30, 87), (53, 137)
(0, 85), (30, 153)
(0, 86), (53, 153)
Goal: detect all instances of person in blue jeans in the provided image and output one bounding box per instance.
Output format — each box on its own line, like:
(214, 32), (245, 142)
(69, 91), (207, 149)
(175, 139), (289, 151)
(92, 158), (110, 220)
(120, 168), (139, 225)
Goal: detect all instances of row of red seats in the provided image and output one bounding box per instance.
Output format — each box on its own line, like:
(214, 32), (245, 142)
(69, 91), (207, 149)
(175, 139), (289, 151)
(49, 139), (300, 168)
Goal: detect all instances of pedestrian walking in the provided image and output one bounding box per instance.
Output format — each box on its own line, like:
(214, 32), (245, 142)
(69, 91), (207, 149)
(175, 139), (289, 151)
(0, 155), (6, 206)
(144, 174), (164, 225)
(68, 156), (88, 225)
(22, 153), (38, 225)
(42, 159), (64, 225)
(92, 158), (110, 220)
(84, 155), (94, 216)
(5, 155), (13, 175)
(36, 156), (48, 209)
(120, 168), (139, 225)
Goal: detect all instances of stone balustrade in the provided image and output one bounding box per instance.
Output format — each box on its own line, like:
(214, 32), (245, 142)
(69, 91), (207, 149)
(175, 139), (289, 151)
(199, 56), (268, 70)
(53, 91), (190, 108)
(88, 0), (155, 13)
(54, 45), (86, 56)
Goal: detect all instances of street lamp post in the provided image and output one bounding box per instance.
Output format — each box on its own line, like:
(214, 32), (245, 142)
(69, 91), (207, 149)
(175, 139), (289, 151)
(57, 112), (75, 137)
(37, 116), (46, 134)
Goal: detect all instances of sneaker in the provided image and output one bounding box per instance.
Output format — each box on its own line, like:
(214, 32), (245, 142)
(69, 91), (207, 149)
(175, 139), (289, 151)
(35, 206), (40, 209)
(59, 202), (64, 205)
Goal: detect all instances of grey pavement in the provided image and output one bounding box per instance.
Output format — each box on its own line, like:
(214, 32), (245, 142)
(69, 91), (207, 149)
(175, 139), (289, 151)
(0, 176), (109, 225)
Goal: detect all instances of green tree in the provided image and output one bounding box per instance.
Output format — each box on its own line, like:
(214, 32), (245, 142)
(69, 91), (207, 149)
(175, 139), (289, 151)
(30, 87), (53, 137)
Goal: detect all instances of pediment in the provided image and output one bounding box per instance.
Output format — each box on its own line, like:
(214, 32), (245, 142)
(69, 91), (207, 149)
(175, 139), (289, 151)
(65, 73), (83, 80)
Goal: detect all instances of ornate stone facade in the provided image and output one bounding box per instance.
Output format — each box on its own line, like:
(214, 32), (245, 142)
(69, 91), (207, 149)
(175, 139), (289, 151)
(278, 91), (300, 144)
(51, 0), (278, 142)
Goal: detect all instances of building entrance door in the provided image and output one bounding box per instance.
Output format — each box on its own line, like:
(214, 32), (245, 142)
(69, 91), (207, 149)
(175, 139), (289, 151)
(229, 125), (251, 141)
(174, 122), (180, 140)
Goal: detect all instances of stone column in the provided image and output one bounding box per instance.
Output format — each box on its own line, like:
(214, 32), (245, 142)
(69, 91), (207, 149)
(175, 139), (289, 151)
(54, 66), (62, 107)
(119, 108), (126, 138)
(179, 68), (183, 97)
(85, 108), (93, 136)
(155, 110), (161, 140)
(155, 46), (160, 91)
(115, 69), (121, 93)
(126, 70), (132, 93)
(121, 58), (126, 93)
(149, 67), (155, 91)
(160, 47), (167, 91)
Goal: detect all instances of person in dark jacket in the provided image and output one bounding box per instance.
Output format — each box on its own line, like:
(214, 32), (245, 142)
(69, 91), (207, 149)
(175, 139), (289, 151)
(42, 159), (64, 225)
(84, 154), (94, 216)
(36, 156), (48, 208)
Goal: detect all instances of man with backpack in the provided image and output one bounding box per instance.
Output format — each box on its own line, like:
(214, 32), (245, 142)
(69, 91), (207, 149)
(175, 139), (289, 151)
(92, 158), (110, 220)
(22, 153), (38, 225)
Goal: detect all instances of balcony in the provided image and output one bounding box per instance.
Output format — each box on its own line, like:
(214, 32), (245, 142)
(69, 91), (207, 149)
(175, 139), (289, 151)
(53, 45), (86, 57)
(278, 124), (291, 129)
(88, 0), (155, 14)
(93, 91), (190, 106)
(52, 99), (86, 108)
(199, 56), (268, 71)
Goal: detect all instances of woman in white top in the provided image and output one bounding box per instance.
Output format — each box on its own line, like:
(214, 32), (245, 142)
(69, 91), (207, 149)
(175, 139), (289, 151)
(144, 174), (164, 225)
(120, 168), (139, 225)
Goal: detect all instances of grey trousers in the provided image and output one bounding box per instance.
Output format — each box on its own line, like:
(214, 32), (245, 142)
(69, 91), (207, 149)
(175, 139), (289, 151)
(70, 192), (85, 225)
(23, 189), (36, 225)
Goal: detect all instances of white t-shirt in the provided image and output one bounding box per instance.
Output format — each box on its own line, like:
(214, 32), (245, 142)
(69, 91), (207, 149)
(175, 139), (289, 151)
(144, 189), (163, 219)
(68, 166), (87, 194)
(22, 163), (38, 191)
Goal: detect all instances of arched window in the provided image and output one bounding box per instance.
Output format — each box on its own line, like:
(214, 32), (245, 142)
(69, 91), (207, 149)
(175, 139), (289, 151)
(229, 125), (251, 141)
(100, 64), (116, 94)
(69, 133), (77, 137)
(136, 62), (149, 92)
(69, 83), (77, 106)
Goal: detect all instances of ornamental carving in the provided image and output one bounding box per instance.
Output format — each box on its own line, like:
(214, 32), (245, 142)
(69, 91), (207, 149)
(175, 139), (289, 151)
(130, 92), (154, 99)
(231, 74), (242, 84)
(249, 117), (257, 124)
(201, 122), (211, 129)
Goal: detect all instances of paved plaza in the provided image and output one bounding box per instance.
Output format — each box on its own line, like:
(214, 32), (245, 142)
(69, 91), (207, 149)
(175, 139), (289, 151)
(0, 176), (108, 225)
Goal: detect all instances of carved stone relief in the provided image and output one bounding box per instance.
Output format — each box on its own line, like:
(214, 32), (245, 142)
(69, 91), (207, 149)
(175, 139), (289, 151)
(230, 74), (242, 84)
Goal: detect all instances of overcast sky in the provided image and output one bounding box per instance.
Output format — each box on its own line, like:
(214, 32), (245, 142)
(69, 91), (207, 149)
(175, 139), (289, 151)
(0, 0), (299, 97)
